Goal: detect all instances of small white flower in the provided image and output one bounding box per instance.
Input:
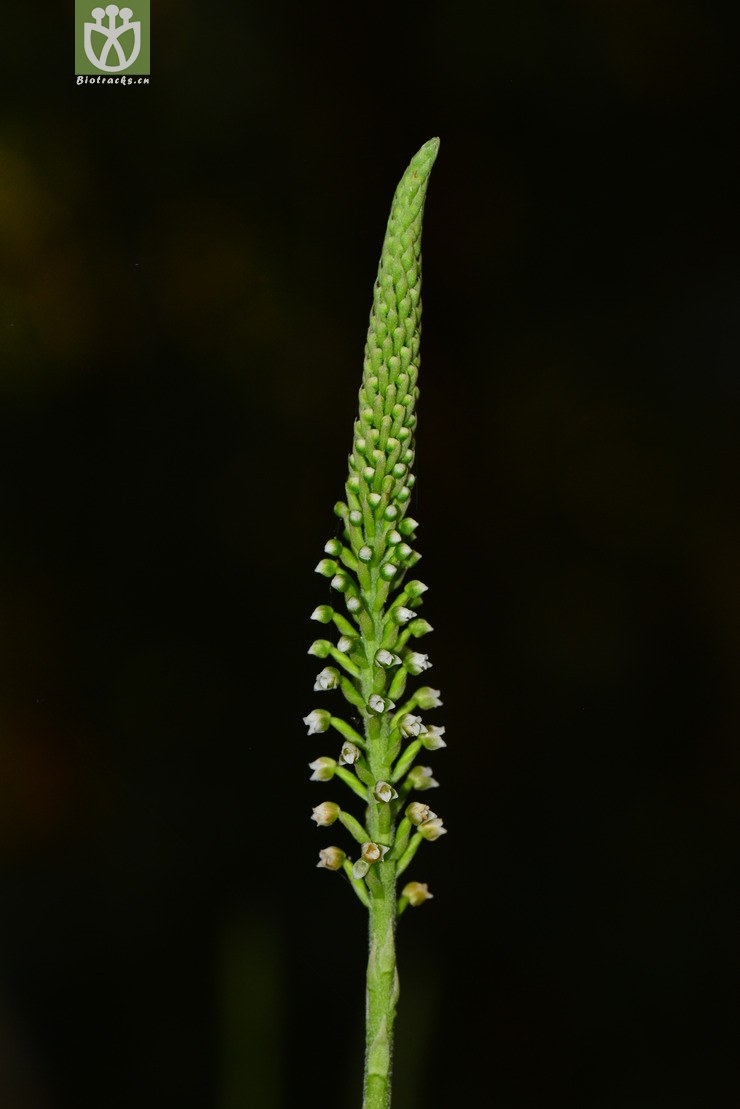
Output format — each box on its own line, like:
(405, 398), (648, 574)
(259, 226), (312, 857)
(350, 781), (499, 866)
(311, 801), (340, 826)
(405, 652), (432, 675)
(314, 666), (339, 691)
(303, 709), (331, 735)
(346, 596), (362, 613)
(415, 687), (442, 710)
(361, 841), (389, 864)
(406, 801), (437, 826)
(352, 858), (370, 880)
(368, 693), (395, 714)
(338, 742), (361, 766)
(373, 780), (399, 804)
(317, 846), (346, 870)
(308, 756), (337, 782)
(376, 649), (401, 668)
(402, 881), (433, 907)
(419, 817), (447, 841)
(421, 725), (447, 750)
(358, 545), (373, 562)
(400, 713), (423, 738)
(407, 765), (439, 791)
(337, 635), (355, 653)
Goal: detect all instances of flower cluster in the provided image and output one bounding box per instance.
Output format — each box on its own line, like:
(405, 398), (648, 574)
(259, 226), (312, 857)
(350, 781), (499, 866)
(302, 137), (445, 917)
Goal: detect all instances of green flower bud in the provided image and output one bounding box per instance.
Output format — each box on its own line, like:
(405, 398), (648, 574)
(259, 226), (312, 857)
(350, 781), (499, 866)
(307, 640), (332, 659)
(407, 618), (433, 637)
(310, 605), (334, 624)
(315, 558), (338, 577)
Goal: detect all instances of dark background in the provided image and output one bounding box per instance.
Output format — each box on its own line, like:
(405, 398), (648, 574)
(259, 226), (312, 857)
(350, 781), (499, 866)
(1, 2), (738, 1106)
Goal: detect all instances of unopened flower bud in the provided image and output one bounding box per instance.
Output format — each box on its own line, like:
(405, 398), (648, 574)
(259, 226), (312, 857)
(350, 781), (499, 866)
(308, 756), (337, 782)
(337, 635), (355, 653)
(331, 572), (351, 593)
(303, 709), (331, 735)
(419, 817), (447, 841)
(314, 666), (340, 691)
(317, 846), (346, 870)
(407, 765), (439, 791)
(405, 580), (428, 598)
(358, 545), (373, 562)
(373, 780), (399, 803)
(376, 649), (401, 669)
(380, 563), (398, 581)
(307, 639), (332, 658)
(407, 618), (434, 637)
(398, 518), (419, 536)
(311, 801), (340, 827)
(402, 881), (433, 907)
(406, 801), (437, 826)
(393, 606), (417, 625)
(310, 605), (334, 624)
(315, 558), (338, 577)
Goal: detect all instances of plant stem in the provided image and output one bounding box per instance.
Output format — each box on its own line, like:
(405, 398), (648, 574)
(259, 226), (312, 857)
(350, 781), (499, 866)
(363, 857), (399, 1109)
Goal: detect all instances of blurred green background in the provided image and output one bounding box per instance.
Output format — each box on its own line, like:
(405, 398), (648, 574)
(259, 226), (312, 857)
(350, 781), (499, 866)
(1, 2), (738, 1106)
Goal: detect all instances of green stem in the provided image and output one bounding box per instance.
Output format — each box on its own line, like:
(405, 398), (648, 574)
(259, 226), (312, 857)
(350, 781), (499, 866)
(363, 861), (399, 1109)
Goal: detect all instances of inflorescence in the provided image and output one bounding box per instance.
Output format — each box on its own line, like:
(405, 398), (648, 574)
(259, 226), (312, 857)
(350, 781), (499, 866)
(303, 138), (445, 916)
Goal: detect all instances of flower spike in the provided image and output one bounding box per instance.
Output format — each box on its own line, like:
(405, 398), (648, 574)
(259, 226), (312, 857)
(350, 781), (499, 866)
(301, 138), (444, 1109)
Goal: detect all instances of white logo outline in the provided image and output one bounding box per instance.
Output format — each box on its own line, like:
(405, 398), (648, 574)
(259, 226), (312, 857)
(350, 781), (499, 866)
(84, 5), (141, 73)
